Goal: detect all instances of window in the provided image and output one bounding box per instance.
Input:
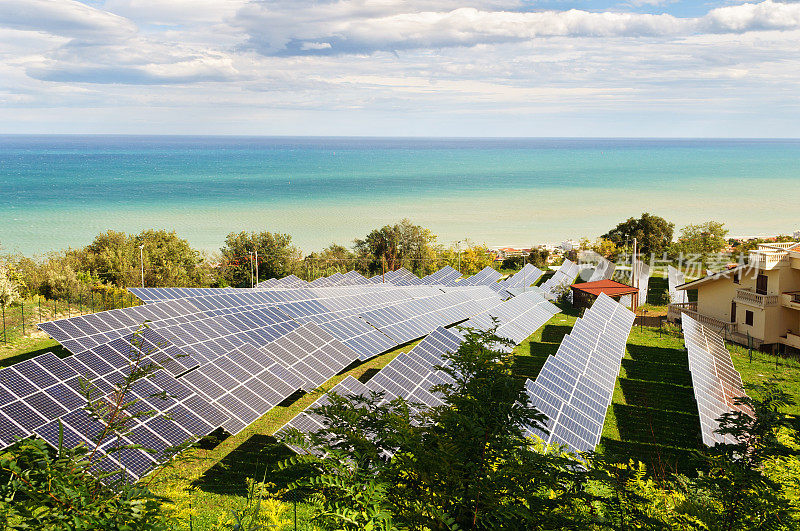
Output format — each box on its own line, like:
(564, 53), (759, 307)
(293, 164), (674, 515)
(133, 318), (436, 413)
(745, 310), (754, 326)
(756, 274), (768, 295)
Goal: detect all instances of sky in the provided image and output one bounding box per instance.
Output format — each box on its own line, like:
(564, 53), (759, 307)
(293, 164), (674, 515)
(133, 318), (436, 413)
(1, 0), (799, 137)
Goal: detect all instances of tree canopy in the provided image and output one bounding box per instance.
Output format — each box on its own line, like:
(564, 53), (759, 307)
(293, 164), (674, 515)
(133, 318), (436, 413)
(602, 213), (675, 257)
(670, 221), (729, 263)
(219, 231), (300, 287)
(353, 219), (438, 276)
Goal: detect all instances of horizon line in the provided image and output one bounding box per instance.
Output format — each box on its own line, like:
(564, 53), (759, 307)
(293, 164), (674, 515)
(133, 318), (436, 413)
(1, 134), (800, 140)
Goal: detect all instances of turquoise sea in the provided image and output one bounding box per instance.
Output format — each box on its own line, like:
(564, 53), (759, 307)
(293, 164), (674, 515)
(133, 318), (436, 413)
(0, 136), (798, 256)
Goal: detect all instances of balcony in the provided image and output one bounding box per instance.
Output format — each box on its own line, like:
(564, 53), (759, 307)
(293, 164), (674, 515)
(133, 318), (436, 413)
(734, 288), (779, 308)
(781, 291), (800, 310)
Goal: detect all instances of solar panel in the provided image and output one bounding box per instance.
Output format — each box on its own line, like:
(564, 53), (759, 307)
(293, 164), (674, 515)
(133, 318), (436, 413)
(585, 255), (616, 282)
(462, 290), (561, 346)
(421, 266), (462, 286)
(277, 287), (562, 451)
(682, 315), (750, 446)
(539, 259), (580, 300)
(668, 266), (689, 304)
(360, 288), (502, 344)
(524, 293), (634, 453)
(503, 264), (545, 289)
(460, 266), (503, 286)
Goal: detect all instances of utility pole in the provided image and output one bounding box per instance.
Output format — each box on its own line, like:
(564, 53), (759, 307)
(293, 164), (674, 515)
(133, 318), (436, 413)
(249, 252), (254, 288)
(139, 244), (145, 288)
(255, 250), (259, 286)
(456, 240), (462, 273)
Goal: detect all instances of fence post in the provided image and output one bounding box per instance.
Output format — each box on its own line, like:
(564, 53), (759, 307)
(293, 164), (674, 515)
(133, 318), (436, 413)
(91, 291), (94, 313)
(38, 298), (42, 323)
(21, 303), (25, 336)
(67, 291), (70, 318)
(79, 293), (82, 315)
(2, 303), (5, 344)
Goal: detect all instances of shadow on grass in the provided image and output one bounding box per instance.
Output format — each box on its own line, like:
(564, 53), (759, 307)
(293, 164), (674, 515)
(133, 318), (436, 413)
(619, 379), (696, 413)
(621, 359), (693, 386)
(358, 368), (380, 384)
(540, 325), (572, 344)
(513, 355), (548, 380)
(0, 342), (71, 367)
(627, 343), (688, 366)
(612, 403), (702, 449)
(193, 434), (312, 497)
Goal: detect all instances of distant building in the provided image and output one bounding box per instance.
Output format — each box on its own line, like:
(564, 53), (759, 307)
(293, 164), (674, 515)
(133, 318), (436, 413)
(668, 241), (800, 352)
(496, 247), (531, 260)
(561, 240), (578, 252)
(794, 230), (800, 240)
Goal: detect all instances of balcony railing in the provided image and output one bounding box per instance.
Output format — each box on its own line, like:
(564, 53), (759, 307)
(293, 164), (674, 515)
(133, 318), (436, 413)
(735, 288), (779, 308)
(748, 249), (789, 270)
(781, 291), (800, 309)
(780, 331), (800, 350)
(667, 302), (735, 335)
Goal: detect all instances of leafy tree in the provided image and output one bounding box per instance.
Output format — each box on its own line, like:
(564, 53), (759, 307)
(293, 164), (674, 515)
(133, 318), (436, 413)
(440, 241), (494, 275)
(134, 229), (206, 287)
(670, 221), (729, 265)
(0, 264), (20, 306)
(304, 243), (360, 280)
(282, 326), (592, 530)
(527, 247), (550, 270)
(83, 229), (206, 288)
(579, 237), (618, 259)
(602, 213), (675, 257)
(220, 231), (301, 287)
(354, 219), (438, 276)
(281, 391), (413, 530)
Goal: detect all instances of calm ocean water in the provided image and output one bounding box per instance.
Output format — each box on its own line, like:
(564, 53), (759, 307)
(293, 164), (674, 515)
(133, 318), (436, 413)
(1, 136), (798, 255)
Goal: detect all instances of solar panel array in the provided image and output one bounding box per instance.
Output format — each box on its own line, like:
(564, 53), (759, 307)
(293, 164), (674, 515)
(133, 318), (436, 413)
(359, 287), (502, 344)
(682, 315), (751, 446)
(523, 294), (635, 453)
(279, 292), (563, 452)
(420, 265), (462, 286)
(460, 266), (503, 287)
(129, 286), (243, 304)
(462, 291), (560, 346)
(668, 265), (689, 304)
(539, 259), (581, 300)
(12, 266), (540, 483)
(0, 347), (230, 481)
(257, 274), (308, 289)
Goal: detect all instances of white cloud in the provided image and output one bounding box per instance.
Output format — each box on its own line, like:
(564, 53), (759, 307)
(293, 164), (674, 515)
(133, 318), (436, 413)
(235, 0), (800, 55)
(0, 0), (798, 135)
(0, 0), (135, 41)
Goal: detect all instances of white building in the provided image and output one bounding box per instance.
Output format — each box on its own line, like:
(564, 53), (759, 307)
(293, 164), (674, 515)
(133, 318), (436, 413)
(794, 230), (800, 240)
(561, 239), (578, 252)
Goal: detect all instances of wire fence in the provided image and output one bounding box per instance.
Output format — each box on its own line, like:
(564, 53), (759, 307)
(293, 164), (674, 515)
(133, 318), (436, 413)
(1, 291), (141, 345)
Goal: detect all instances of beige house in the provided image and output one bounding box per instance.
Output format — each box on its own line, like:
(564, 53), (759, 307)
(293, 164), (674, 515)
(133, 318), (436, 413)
(667, 242), (800, 352)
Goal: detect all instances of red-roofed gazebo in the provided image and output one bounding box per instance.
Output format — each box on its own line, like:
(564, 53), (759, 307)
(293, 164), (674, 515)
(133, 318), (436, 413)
(570, 279), (639, 311)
